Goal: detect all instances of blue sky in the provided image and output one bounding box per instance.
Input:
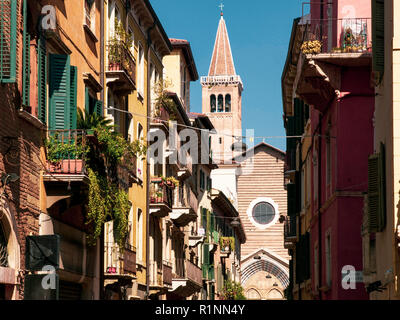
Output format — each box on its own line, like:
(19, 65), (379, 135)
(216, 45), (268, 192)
(150, 0), (304, 151)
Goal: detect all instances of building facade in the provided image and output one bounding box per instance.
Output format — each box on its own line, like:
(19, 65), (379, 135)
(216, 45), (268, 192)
(282, 0), (374, 299)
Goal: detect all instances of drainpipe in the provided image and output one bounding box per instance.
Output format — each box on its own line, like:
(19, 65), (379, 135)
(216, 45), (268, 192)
(145, 22), (157, 301)
(318, 113), (322, 301)
(99, 0), (105, 300)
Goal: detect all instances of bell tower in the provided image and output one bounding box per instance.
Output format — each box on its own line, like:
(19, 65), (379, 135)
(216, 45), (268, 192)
(201, 10), (243, 164)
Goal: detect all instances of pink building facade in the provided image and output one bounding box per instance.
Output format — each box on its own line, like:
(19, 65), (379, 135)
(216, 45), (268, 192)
(282, 0), (374, 300)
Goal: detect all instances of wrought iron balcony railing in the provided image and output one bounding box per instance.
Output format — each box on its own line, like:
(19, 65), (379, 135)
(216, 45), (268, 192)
(302, 18), (372, 55)
(104, 242), (137, 275)
(45, 129), (88, 175)
(284, 215), (297, 240)
(150, 178), (175, 208)
(107, 40), (136, 85)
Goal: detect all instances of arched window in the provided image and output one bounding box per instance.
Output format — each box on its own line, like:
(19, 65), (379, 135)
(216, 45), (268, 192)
(225, 94), (231, 112)
(0, 222), (8, 267)
(210, 95), (216, 112)
(217, 94), (224, 112)
(252, 202), (275, 225)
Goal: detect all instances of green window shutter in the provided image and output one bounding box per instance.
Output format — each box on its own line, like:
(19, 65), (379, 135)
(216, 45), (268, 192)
(85, 87), (89, 113)
(368, 154), (380, 232)
(203, 243), (210, 265)
(368, 145), (386, 233)
(22, 0), (30, 106)
(201, 207), (207, 229)
(210, 212), (215, 233)
(69, 66), (77, 130)
(49, 54), (71, 130)
(37, 34), (47, 124)
(95, 99), (103, 117)
(0, 0), (17, 83)
(372, 0), (385, 73)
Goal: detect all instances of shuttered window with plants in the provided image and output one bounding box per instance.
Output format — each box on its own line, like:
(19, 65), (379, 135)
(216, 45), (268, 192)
(0, 0), (17, 83)
(372, 0), (385, 76)
(368, 143), (386, 233)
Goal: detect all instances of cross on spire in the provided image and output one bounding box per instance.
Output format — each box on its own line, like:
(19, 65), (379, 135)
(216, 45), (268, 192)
(219, 2), (224, 16)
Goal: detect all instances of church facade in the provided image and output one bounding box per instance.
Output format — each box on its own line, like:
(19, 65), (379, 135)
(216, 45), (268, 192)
(201, 12), (290, 300)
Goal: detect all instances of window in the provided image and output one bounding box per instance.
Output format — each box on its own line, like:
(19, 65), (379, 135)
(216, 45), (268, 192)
(200, 170), (205, 190)
(325, 233), (331, 286)
(138, 44), (144, 97)
(210, 95), (216, 112)
(49, 54), (78, 130)
(137, 123), (144, 179)
(22, 0), (31, 107)
(137, 208), (143, 262)
(252, 202), (275, 225)
(0, 222), (8, 267)
(85, 87), (102, 116)
(326, 135), (331, 187)
(84, 0), (95, 32)
(128, 27), (135, 56)
(217, 95), (224, 112)
(0, 0), (17, 83)
(225, 94), (231, 112)
(314, 242), (319, 291)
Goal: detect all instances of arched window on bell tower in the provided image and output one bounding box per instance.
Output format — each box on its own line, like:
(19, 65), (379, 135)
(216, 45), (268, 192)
(218, 94), (224, 112)
(225, 94), (231, 112)
(210, 95), (216, 112)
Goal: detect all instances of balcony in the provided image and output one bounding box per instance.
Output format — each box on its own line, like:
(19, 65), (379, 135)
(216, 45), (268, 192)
(302, 18), (371, 58)
(296, 17), (372, 112)
(163, 261), (173, 288)
(117, 152), (138, 190)
(150, 106), (171, 133)
(177, 150), (193, 179)
(106, 40), (136, 95)
(170, 259), (202, 298)
(220, 236), (234, 258)
(104, 242), (137, 285)
(149, 260), (164, 295)
(171, 187), (198, 227)
(201, 75), (243, 90)
(44, 130), (88, 182)
(284, 215), (297, 249)
(149, 178), (174, 218)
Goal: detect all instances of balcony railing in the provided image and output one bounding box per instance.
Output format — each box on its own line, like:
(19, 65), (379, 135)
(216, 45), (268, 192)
(104, 242), (136, 275)
(149, 260), (163, 287)
(163, 261), (173, 286)
(302, 18), (371, 55)
(150, 178), (174, 208)
(284, 215), (297, 240)
(201, 75), (243, 88)
(185, 260), (202, 286)
(117, 152), (137, 190)
(107, 40), (136, 89)
(45, 130), (87, 175)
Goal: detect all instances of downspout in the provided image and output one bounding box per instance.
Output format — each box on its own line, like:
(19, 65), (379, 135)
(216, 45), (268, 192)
(145, 22), (157, 300)
(99, 0), (105, 300)
(318, 113), (322, 300)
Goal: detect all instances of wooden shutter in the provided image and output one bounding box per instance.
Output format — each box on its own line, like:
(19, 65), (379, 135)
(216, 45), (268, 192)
(368, 145), (386, 233)
(0, 0), (17, 83)
(210, 212), (215, 233)
(37, 33), (47, 123)
(49, 54), (71, 130)
(372, 0), (385, 73)
(22, 0), (30, 106)
(203, 243), (210, 265)
(95, 99), (103, 117)
(69, 66), (77, 130)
